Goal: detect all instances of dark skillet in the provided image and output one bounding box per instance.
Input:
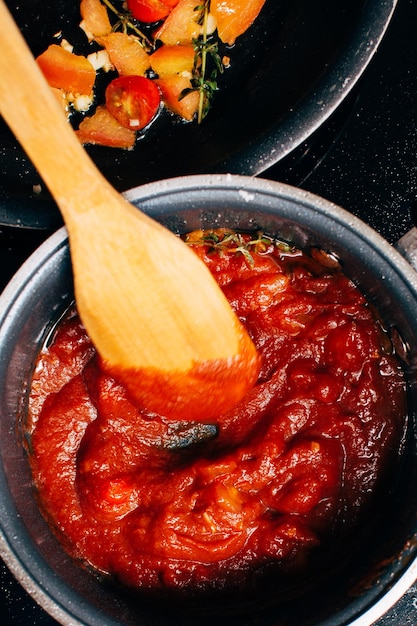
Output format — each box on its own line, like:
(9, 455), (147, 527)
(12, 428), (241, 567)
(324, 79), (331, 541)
(0, 0), (397, 228)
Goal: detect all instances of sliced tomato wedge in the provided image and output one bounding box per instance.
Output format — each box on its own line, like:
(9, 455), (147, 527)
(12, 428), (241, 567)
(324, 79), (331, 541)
(105, 75), (161, 130)
(126, 0), (175, 23)
(36, 44), (96, 96)
(76, 105), (136, 149)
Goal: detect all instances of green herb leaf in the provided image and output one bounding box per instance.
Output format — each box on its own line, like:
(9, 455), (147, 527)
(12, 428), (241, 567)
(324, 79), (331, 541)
(191, 1), (224, 123)
(185, 230), (276, 267)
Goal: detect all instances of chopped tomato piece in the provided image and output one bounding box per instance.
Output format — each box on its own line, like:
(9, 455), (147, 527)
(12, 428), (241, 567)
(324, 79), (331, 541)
(154, 0), (202, 45)
(105, 75), (161, 130)
(210, 0), (267, 45)
(150, 44), (195, 78)
(97, 32), (151, 76)
(76, 105), (136, 148)
(36, 44), (96, 96)
(127, 0), (175, 23)
(80, 0), (112, 38)
(156, 74), (199, 121)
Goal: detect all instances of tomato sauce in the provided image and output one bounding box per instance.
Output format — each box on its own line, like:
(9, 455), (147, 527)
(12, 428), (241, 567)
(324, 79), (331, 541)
(27, 229), (407, 595)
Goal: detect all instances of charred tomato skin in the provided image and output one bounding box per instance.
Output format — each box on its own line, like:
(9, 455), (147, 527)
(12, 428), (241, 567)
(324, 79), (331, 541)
(105, 75), (161, 130)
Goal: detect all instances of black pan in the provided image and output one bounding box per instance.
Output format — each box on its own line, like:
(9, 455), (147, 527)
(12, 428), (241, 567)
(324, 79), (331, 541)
(0, 0), (397, 229)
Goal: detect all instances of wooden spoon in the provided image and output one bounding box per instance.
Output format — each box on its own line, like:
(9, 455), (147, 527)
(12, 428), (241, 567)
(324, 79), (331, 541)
(0, 1), (259, 420)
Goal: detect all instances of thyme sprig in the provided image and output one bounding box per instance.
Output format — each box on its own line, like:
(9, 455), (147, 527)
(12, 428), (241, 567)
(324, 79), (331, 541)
(100, 0), (153, 51)
(192, 37), (223, 122)
(193, 1), (223, 123)
(186, 230), (273, 267)
(179, 1), (223, 122)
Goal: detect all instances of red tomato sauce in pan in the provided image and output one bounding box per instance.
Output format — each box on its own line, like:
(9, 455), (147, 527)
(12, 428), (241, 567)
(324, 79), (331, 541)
(27, 229), (407, 594)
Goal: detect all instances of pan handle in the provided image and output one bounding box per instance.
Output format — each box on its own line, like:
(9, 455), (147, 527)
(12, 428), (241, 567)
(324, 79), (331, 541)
(395, 227), (417, 273)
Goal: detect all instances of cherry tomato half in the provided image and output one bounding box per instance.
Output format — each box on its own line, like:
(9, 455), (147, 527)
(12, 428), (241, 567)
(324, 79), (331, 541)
(105, 76), (161, 130)
(127, 0), (174, 23)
